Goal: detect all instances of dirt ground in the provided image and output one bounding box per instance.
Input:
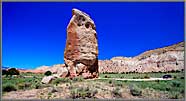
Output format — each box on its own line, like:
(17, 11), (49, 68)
(2, 80), (170, 100)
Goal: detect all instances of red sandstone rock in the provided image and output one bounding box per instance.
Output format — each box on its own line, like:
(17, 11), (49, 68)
(64, 8), (99, 78)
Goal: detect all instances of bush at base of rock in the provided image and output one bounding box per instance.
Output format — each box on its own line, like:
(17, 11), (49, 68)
(72, 76), (84, 82)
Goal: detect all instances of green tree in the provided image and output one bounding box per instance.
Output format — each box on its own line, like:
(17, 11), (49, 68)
(7, 68), (20, 76)
(2, 69), (8, 75)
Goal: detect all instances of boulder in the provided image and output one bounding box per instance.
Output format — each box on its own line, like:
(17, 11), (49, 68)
(56, 66), (69, 78)
(41, 76), (57, 84)
(64, 8), (99, 78)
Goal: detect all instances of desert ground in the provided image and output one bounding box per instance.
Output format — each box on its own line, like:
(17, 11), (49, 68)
(2, 71), (184, 100)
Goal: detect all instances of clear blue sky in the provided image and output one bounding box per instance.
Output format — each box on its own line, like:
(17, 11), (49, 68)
(2, 2), (184, 69)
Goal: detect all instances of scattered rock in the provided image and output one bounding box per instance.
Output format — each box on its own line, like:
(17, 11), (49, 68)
(56, 66), (69, 78)
(41, 76), (57, 84)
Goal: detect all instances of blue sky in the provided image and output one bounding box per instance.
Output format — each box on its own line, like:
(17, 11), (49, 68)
(2, 2), (184, 69)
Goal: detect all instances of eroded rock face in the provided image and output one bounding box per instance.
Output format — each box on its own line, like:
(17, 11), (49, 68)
(99, 42), (184, 73)
(64, 8), (99, 78)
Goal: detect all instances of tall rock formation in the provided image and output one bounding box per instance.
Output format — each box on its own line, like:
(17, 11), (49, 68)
(64, 8), (99, 78)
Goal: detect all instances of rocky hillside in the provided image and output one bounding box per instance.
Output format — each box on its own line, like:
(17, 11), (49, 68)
(20, 42), (184, 74)
(19, 64), (66, 74)
(99, 42), (184, 73)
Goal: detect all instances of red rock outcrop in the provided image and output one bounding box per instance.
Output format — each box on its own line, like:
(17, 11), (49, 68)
(64, 8), (99, 78)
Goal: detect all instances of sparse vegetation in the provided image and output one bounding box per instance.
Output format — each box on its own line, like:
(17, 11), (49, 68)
(2, 72), (184, 99)
(72, 76), (84, 82)
(180, 76), (184, 79)
(3, 83), (17, 92)
(2, 72), (44, 91)
(129, 84), (142, 96)
(112, 87), (122, 97)
(99, 72), (183, 79)
(144, 74), (150, 79)
(52, 78), (70, 86)
(17, 82), (32, 90)
(171, 81), (181, 87)
(70, 86), (97, 99)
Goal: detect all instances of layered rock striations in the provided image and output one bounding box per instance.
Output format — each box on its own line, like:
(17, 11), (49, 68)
(99, 42), (184, 73)
(64, 8), (99, 78)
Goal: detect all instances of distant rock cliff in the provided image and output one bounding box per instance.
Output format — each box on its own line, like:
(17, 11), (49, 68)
(99, 42), (184, 73)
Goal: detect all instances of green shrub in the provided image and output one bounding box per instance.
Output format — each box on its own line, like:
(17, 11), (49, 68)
(180, 90), (184, 94)
(169, 92), (182, 99)
(129, 85), (142, 96)
(44, 71), (52, 76)
(104, 75), (108, 78)
(34, 83), (43, 89)
(120, 76), (124, 78)
(3, 83), (17, 92)
(108, 80), (112, 84)
(70, 86), (97, 99)
(18, 83), (25, 90)
(165, 86), (171, 91)
(47, 92), (52, 99)
(72, 76), (84, 82)
(52, 78), (70, 85)
(172, 81), (181, 87)
(180, 76), (184, 79)
(108, 79), (116, 85)
(18, 82), (32, 90)
(144, 74), (150, 79)
(155, 80), (160, 83)
(114, 81), (123, 87)
(133, 76), (140, 79)
(112, 87), (122, 97)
